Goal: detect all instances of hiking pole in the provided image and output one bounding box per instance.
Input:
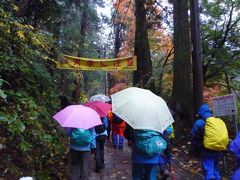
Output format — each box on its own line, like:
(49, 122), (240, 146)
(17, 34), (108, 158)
(223, 155), (227, 173)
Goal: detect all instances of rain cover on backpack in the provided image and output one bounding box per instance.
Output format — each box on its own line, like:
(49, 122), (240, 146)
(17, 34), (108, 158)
(70, 128), (91, 146)
(203, 117), (229, 151)
(134, 130), (167, 157)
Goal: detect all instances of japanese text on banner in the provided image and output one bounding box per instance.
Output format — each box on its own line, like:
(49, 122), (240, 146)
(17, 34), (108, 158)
(57, 55), (137, 71)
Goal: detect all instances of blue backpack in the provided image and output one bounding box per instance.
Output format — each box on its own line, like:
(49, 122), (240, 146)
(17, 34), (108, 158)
(134, 130), (167, 157)
(70, 128), (91, 146)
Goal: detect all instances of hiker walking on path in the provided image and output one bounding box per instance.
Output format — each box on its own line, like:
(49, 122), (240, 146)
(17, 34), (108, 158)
(111, 113), (126, 149)
(229, 132), (240, 180)
(93, 116), (108, 173)
(125, 125), (167, 180)
(66, 127), (96, 180)
(53, 105), (101, 180)
(83, 99), (112, 174)
(110, 87), (174, 179)
(191, 103), (229, 180)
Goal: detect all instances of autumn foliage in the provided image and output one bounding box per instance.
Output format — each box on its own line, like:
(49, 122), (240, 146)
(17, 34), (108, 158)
(114, 0), (173, 58)
(203, 85), (224, 107)
(114, 0), (135, 57)
(109, 83), (128, 95)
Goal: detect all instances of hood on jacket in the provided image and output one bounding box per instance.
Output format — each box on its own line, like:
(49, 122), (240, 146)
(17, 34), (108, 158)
(230, 133), (240, 159)
(197, 103), (212, 120)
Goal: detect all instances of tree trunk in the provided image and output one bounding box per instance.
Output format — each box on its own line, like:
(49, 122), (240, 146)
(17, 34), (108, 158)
(133, 0), (154, 91)
(114, 23), (125, 57)
(72, 0), (88, 103)
(170, 0), (193, 132)
(190, 0), (204, 115)
(224, 72), (231, 94)
(109, 23), (126, 90)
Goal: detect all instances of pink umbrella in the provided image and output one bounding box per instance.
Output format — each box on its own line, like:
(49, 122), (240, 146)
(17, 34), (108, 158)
(52, 105), (102, 129)
(83, 101), (112, 117)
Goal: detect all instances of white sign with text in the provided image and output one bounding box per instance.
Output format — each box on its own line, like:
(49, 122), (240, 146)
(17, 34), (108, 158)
(212, 93), (237, 117)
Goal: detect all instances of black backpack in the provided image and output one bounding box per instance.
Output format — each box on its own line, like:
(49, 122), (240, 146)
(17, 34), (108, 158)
(112, 113), (123, 124)
(124, 123), (134, 141)
(95, 117), (106, 134)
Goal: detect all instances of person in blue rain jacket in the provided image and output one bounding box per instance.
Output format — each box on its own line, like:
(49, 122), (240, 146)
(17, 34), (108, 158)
(191, 103), (223, 180)
(124, 124), (164, 180)
(93, 116), (108, 173)
(229, 133), (240, 180)
(66, 127), (96, 180)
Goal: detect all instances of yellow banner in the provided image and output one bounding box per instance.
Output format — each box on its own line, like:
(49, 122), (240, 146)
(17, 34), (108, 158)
(57, 55), (137, 71)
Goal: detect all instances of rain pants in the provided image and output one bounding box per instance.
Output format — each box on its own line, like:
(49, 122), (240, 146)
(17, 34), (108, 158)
(191, 104), (222, 180)
(112, 120), (125, 149)
(109, 112), (125, 149)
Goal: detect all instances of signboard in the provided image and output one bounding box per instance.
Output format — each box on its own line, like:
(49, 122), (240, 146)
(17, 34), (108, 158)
(57, 55), (137, 71)
(212, 93), (237, 117)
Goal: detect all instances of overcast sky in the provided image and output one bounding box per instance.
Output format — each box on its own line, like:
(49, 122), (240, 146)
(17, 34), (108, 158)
(97, 0), (113, 45)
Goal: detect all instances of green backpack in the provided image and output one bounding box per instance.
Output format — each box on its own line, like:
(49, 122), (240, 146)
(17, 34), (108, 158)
(70, 128), (91, 146)
(134, 130), (167, 157)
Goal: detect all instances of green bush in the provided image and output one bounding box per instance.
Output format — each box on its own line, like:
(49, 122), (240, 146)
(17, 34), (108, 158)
(0, 3), (68, 179)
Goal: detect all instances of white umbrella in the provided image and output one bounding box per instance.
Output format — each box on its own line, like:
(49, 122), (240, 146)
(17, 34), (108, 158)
(89, 94), (110, 103)
(111, 87), (174, 133)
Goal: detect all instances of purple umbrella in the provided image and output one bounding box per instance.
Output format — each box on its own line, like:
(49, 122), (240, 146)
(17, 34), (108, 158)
(52, 105), (102, 129)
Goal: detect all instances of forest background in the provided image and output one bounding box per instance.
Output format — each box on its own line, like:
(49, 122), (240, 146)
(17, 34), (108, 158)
(0, 0), (239, 179)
